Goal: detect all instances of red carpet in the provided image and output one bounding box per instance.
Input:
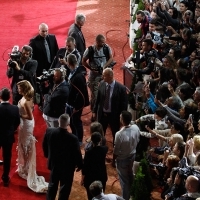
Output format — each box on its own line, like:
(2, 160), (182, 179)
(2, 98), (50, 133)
(0, 1), (78, 199)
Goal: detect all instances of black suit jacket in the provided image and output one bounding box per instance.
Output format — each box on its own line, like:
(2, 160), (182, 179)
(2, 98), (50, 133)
(42, 127), (83, 171)
(43, 80), (69, 118)
(68, 67), (89, 110)
(68, 24), (86, 57)
(93, 81), (128, 120)
(7, 59), (38, 92)
(0, 102), (20, 145)
(29, 34), (59, 76)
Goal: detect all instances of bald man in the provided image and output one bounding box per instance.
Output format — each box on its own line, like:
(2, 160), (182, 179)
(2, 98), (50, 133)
(29, 23), (59, 76)
(92, 68), (128, 143)
(175, 175), (200, 199)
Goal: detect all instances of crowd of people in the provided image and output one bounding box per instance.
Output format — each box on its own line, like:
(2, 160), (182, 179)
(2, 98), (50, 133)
(126, 0), (200, 199)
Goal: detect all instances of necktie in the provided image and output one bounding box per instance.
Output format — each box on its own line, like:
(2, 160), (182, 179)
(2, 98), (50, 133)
(44, 38), (51, 63)
(104, 85), (111, 110)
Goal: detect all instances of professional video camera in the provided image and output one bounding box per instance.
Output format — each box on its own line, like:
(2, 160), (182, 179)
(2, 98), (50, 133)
(37, 69), (54, 82)
(8, 45), (21, 68)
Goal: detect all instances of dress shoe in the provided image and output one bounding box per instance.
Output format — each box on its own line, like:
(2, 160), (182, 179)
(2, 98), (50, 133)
(3, 178), (10, 187)
(0, 160), (3, 165)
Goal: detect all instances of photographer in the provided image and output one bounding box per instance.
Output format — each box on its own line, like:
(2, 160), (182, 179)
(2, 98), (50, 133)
(66, 54), (89, 145)
(82, 34), (114, 111)
(42, 68), (69, 128)
(6, 45), (37, 105)
(129, 39), (161, 76)
(53, 36), (84, 78)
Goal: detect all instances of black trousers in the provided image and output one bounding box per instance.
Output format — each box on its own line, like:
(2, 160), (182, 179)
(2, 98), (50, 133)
(0, 142), (13, 182)
(70, 109), (83, 143)
(47, 167), (75, 200)
(99, 112), (120, 144)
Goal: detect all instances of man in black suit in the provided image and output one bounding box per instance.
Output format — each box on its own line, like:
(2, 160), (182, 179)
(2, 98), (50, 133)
(6, 45), (37, 105)
(43, 68), (69, 128)
(67, 54), (89, 145)
(42, 113), (83, 200)
(92, 68), (128, 142)
(29, 23), (59, 110)
(68, 13), (86, 59)
(0, 88), (20, 186)
(53, 36), (81, 78)
(29, 23), (59, 76)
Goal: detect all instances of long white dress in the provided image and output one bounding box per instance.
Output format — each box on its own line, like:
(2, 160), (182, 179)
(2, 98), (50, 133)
(17, 102), (48, 193)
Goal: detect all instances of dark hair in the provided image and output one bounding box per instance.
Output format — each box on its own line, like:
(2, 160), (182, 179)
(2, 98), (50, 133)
(149, 18), (157, 25)
(143, 39), (153, 48)
(136, 10), (145, 16)
(89, 181), (103, 197)
(175, 142), (185, 159)
(96, 34), (105, 42)
(155, 107), (167, 118)
(22, 45), (33, 55)
(176, 68), (188, 81)
(178, 58), (188, 69)
(179, 1), (189, 8)
(91, 132), (102, 146)
(170, 46), (181, 60)
(90, 122), (104, 136)
(121, 110), (132, 126)
(169, 7), (178, 19)
(67, 54), (77, 66)
(0, 88), (10, 101)
(179, 84), (192, 100)
(182, 28), (192, 39)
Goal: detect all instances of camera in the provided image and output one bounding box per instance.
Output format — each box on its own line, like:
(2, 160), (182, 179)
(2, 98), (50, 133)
(37, 69), (54, 82)
(8, 45), (21, 68)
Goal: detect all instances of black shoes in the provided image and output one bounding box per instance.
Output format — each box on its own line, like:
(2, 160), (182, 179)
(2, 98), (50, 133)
(3, 178), (10, 187)
(0, 160), (3, 165)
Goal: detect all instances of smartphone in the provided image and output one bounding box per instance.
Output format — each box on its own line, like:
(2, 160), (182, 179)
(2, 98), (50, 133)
(189, 114), (193, 124)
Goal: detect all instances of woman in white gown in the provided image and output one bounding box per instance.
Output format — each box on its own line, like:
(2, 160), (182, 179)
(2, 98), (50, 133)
(17, 80), (48, 193)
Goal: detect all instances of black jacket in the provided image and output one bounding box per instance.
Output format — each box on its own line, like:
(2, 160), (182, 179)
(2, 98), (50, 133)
(93, 81), (128, 121)
(68, 24), (86, 57)
(43, 80), (69, 118)
(29, 34), (59, 76)
(7, 58), (38, 92)
(68, 67), (89, 110)
(43, 127), (83, 171)
(82, 145), (108, 186)
(0, 103), (20, 145)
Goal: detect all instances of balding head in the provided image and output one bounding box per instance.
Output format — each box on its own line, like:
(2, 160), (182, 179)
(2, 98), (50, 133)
(102, 68), (114, 84)
(185, 175), (200, 193)
(39, 23), (48, 37)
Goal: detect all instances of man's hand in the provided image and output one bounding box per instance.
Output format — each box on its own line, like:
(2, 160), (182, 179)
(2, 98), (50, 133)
(12, 61), (20, 70)
(59, 58), (67, 65)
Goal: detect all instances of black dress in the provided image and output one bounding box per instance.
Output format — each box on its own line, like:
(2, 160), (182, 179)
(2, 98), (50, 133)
(82, 145), (108, 200)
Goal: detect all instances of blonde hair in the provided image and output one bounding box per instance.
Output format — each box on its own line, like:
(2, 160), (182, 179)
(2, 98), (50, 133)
(170, 134), (183, 145)
(193, 135), (200, 151)
(17, 80), (34, 100)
